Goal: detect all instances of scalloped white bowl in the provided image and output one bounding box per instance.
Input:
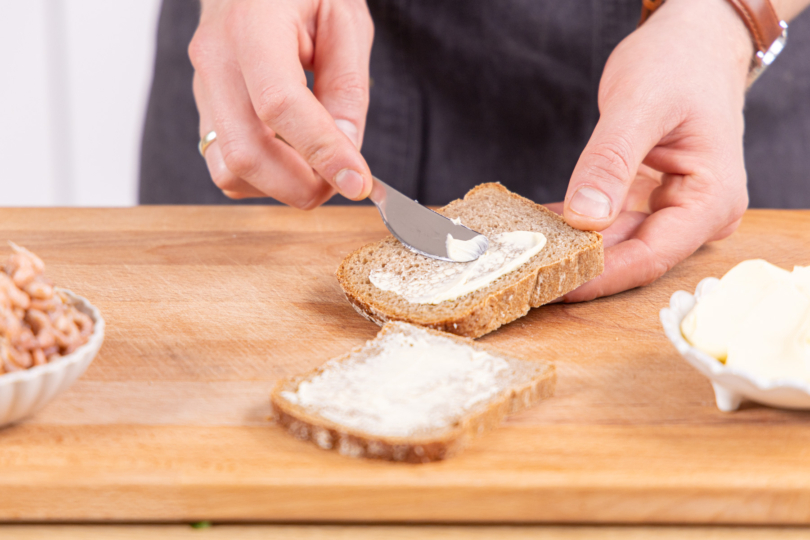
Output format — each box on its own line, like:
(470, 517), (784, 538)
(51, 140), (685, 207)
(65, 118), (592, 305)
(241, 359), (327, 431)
(660, 277), (810, 412)
(0, 289), (104, 426)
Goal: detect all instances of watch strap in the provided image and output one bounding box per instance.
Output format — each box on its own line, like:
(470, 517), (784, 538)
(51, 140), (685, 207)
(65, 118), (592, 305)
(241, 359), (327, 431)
(639, 0), (664, 25)
(639, 0), (784, 58)
(725, 0), (783, 54)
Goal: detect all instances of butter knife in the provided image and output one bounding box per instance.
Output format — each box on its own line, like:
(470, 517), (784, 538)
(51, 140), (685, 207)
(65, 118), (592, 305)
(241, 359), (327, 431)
(368, 176), (488, 263)
(273, 133), (488, 262)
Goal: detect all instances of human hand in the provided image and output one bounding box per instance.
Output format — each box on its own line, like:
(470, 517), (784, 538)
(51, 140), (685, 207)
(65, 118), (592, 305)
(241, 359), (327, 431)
(561, 0), (754, 302)
(189, 0), (374, 207)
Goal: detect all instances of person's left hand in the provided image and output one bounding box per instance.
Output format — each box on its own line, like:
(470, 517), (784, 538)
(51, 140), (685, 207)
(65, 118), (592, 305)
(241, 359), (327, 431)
(559, 0), (754, 302)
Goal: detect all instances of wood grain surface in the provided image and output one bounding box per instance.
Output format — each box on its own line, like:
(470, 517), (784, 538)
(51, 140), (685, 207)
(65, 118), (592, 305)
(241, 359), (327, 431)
(1, 207), (810, 524)
(4, 524), (810, 539)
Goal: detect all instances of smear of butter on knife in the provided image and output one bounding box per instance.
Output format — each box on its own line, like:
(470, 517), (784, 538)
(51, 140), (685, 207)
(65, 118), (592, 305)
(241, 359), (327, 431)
(446, 233), (489, 263)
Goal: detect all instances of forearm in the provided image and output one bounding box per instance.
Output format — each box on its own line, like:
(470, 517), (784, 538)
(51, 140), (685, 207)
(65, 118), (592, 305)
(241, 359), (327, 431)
(771, 0), (810, 21)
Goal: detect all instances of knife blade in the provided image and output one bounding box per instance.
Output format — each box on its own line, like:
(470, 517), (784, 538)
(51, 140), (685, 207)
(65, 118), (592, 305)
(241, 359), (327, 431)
(369, 177), (488, 263)
(272, 133), (488, 262)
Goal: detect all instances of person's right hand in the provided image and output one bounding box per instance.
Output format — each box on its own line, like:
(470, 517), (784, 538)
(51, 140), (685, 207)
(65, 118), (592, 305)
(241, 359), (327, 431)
(189, 0), (374, 208)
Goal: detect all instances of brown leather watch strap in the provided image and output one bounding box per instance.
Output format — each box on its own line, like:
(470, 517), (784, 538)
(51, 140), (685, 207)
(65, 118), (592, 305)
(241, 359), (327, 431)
(639, 0), (664, 25)
(639, 0), (783, 56)
(725, 0), (783, 53)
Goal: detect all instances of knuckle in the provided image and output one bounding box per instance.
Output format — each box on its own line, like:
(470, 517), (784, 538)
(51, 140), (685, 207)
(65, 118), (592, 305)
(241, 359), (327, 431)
(583, 136), (635, 187)
(730, 171), (749, 221)
(729, 194), (749, 223)
(324, 71), (369, 109)
(225, 1), (257, 37)
(255, 84), (299, 127)
(297, 135), (339, 174)
(219, 141), (261, 180)
(354, 6), (375, 43)
(296, 184), (333, 211)
(298, 200), (320, 211)
(716, 221), (741, 242)
(341, 0), (374, 32)
(596, 77), (616, 110)
(643, 255), (671, 287)
(639, 264), (669, 289)
(291, 193), (321, 211)
(650, 257), (671, 283)
(270, 181), (322, 210)
(634, 239), (671, 288)
(698, 165), (748, 224)
(364, 11), (375, 40)
(210, 169), (239, 192)
(188, 30), (213, 70)
(222, 190), (247, 200)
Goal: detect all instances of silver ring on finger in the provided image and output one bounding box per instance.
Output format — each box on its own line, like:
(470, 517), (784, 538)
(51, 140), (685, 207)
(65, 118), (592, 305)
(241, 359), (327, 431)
(198, 130), (217, 157)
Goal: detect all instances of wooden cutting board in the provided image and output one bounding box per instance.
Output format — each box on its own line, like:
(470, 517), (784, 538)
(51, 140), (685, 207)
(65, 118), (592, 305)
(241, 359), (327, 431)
(1, 206), (810, 524)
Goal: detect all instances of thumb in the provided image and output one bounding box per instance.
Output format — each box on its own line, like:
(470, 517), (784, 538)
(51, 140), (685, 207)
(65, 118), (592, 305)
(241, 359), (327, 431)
(564, 111), (662, 232)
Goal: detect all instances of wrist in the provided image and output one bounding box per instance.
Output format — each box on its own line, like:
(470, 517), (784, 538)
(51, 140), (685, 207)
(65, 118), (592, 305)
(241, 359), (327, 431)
(769, 0), (806, 21)
(656, 0), (755, 87)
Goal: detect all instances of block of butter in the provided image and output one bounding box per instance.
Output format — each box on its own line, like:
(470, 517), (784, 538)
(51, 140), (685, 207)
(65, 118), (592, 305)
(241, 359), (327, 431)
(681, 260), (810, 382)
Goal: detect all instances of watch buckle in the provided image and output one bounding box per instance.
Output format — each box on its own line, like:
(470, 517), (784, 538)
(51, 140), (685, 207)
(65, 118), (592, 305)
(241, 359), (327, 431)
(756, 20), (789, 68)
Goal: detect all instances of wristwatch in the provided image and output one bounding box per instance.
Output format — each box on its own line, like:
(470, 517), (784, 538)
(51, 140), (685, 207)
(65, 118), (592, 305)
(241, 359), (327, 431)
(639, 0), (788, 86)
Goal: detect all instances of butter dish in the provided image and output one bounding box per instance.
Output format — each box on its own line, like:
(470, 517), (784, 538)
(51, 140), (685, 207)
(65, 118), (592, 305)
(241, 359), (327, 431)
(660, 277), (810, 412)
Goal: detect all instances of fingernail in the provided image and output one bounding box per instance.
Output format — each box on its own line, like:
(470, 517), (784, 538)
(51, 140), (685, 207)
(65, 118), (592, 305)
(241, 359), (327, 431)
(335, 169), (364, 199)
(335, 119), (359, 148)
(569, 186), (612, 219)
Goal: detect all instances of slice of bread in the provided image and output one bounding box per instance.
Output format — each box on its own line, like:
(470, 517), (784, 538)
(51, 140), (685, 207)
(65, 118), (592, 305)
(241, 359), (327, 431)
(270, 322), (555, 463)
(337, 183), (603, 338)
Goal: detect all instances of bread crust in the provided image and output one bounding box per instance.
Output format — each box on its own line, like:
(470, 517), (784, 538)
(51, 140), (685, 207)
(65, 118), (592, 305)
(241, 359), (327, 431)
(270, 323), (556, 463)
(336, 183), (604, 338)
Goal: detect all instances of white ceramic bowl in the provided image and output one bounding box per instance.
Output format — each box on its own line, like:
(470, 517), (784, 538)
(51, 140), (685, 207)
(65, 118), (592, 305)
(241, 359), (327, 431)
(0, 289), (104, 426)
(660, 277), (810, 412)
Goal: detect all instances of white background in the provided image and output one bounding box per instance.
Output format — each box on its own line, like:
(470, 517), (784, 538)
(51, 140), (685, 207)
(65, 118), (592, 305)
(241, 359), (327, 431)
(0, 0), (162, 206)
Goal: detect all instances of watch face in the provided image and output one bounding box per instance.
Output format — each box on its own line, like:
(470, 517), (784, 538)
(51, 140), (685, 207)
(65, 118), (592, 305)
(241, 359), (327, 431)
(748, 21), (788, 88)
(760, 22), (789, 67)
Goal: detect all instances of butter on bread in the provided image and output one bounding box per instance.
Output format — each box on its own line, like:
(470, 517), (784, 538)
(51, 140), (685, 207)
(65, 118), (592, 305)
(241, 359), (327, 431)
(270, 322), (555, 463)
(336, 183), (604, 338)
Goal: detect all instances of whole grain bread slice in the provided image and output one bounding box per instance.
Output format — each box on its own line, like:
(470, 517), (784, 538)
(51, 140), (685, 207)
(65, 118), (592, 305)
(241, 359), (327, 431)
(336, 183), (603, 338)
(270, 322), (555, 463)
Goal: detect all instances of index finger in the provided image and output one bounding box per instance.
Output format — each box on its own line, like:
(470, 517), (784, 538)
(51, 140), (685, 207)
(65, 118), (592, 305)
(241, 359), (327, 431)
(232, 7), (372, 200)
(563, 199), (730, 303)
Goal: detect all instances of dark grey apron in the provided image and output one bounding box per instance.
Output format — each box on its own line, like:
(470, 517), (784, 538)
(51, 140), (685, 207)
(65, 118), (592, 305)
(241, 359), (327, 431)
(139, 0), (810, 208)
